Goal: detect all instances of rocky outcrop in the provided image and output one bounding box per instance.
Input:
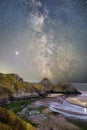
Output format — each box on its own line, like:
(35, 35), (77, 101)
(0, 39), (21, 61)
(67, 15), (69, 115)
(0, 73), (81, 104)
(0, 73), (39, 103)
(40, 78), (54, 92)
(53, 82), (81, 94)
(39, 79), (81, 94)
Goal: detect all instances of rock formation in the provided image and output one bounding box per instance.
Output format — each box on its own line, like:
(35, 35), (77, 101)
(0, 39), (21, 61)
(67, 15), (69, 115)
(0, 73), (81, 104)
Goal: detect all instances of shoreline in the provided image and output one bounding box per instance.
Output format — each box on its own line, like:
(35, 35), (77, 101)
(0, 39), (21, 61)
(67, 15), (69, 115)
(37, 92), (87, 120)
(66, 92), (87, 108)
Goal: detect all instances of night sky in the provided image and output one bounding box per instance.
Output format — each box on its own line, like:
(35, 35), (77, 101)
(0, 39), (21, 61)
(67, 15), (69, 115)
(0, 0), (87, 82)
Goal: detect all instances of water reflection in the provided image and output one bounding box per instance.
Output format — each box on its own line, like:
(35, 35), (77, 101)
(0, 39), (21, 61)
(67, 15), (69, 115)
(49, 97), (87, 120)
(84, 108), (87, 114)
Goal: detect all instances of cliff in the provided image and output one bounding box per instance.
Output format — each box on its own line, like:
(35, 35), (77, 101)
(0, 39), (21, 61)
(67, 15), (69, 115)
(0, 73), (81, 104)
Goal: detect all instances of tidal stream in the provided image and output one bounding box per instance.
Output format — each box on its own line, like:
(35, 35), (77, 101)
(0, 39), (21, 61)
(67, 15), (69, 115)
(49, 93), (87, 120)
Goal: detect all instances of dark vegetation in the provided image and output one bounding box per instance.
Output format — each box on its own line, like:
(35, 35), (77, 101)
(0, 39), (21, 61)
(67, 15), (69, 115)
(4, 97), (41, 114)
(0, 107), (36, 130)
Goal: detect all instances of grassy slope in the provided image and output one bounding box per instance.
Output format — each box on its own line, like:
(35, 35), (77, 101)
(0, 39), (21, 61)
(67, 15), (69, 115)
(0, 73), (36, 100)
(0, 107), (36, 130)
(0, 122), (12, 130)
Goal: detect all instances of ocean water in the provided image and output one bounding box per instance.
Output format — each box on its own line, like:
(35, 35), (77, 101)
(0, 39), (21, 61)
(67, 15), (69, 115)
(73, 83), (87, 91)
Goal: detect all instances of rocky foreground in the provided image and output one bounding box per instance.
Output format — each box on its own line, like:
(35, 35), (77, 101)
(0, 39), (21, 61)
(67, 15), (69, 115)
(0, 73), (81, 104)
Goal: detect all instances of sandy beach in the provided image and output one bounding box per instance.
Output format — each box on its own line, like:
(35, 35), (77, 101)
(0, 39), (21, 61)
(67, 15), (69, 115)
(66, 91), (87, 107)
(33, 92), (87, 120)
(18, 92), (87, 130)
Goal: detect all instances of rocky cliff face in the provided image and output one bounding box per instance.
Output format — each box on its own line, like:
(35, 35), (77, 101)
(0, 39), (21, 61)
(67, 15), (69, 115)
(39, 79), (81, 94)
(0, 73), (39, 104)
(0, 73), (81, 104)
(54, 82), (81, 94)
(40, 78), (54, 92)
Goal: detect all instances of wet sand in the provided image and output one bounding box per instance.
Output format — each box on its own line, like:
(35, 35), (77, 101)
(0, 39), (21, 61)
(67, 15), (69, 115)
(34, 92), (87, 120)
(21, 97), (80, 130)
(19, 92), (87, 130)
(66, 92), (87, 107)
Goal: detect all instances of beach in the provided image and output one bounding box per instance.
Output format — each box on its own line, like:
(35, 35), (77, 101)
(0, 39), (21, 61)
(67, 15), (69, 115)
(10, 91), (87, 130)
(66, 91), (87, 107)
(32, 92), (87, 120)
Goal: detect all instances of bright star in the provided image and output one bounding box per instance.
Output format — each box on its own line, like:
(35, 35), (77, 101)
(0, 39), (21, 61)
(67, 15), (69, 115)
(15, 51), (19, 55)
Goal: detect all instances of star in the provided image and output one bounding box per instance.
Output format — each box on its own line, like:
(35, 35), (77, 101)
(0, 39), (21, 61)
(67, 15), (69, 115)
(15, 51), (19, 56)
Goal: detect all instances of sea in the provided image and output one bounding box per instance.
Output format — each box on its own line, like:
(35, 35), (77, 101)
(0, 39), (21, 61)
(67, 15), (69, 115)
(72, 83), (87, 91)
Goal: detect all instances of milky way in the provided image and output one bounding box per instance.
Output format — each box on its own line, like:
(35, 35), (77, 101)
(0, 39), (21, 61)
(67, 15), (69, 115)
(0, 0), (87, 82)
